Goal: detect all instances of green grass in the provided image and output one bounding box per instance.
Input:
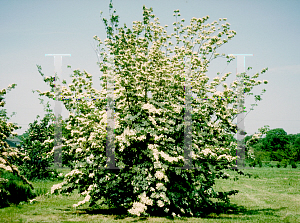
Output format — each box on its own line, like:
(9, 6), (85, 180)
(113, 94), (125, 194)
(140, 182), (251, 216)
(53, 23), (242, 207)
(0, 166), (300, 222)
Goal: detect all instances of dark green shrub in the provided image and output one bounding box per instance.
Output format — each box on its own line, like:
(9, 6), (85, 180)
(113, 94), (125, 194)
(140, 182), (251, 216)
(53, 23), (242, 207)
(0, 170), (36, 208)
(258, 159), (263, 168)
(4, 180), (35, 205)
(291, 160), (297, 168)
(0, 178), (10, 208)
(276, 163), (281, 168)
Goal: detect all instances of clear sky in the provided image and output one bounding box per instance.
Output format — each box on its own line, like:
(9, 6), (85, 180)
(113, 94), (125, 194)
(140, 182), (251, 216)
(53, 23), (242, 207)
(1, 0), (299, 136)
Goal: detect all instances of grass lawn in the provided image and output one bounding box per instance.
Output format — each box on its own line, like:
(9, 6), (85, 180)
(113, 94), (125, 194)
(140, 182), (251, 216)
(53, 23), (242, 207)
(0, 165), (299, 222)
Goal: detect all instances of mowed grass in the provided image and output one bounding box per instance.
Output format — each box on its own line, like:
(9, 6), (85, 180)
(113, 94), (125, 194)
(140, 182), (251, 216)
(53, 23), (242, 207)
(0, 166), (300, 222)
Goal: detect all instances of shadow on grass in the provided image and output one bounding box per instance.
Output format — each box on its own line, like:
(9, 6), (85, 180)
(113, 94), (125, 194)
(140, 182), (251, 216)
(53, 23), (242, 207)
(57, 202), (286, 221)
(202, 202), (285, 219)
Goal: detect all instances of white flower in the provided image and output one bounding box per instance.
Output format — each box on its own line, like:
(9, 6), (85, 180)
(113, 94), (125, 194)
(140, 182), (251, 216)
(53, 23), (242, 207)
(0, 157), (6, 164)
(160, 151), (184, 163)
(71, 129), (80, 136)
(76, 148), (82, 153)
(29, 199), (37, 204)
(152, 149), (160, 161)
(0, 164), (12, 172)
(65, 169), (83, 178)
(217, 154), (235, 162)
(142, 103), (162, 114)
(156, 182), (163, 189)
(73, 194), (91, 208)
(201, 148), (217, 157)
(123, 127), (136, 136)
(137, 135), (146, 141)
(78, 137), (86, 142)
(138, 192), (153, 206)
(128, 202), (147, 216)
(157, 200), (164, 207)
(155, 171), (164, 180)
(154, 134), (164, 141)
(87, 154), (94, 164)
(89, 173), (94, 178)
(44, 139), (54, 144)
(81, 190), (88, 195)
(160, 192), (170, 204)
(149, 116), (157, 125)
(213, 91), (223, 97)
(51, 182), (64, 194)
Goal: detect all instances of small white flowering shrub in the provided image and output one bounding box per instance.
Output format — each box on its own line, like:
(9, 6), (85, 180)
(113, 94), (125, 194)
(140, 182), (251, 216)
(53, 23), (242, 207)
(37, 1), (269, 218)
(0, 84), (34, 195)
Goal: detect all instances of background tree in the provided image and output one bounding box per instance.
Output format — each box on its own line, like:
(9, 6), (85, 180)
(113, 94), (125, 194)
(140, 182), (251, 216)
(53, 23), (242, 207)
(286, 134), (300, 162)
(260, 128), (290, 161)
(16, 100), (58, 180)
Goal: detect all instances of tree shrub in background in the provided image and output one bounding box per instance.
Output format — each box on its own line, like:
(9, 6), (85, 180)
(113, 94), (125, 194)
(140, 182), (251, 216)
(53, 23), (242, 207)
(245, 129), (300, 163)
(37, 1), (269, 218)
(16, 101), (58, 180)
(260, 128), (290, 162)
(289, 136), (300, 162)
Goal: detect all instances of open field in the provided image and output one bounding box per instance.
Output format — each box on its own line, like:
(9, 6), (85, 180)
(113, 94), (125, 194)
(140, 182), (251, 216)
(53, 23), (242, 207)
(0, 165), (299, 222)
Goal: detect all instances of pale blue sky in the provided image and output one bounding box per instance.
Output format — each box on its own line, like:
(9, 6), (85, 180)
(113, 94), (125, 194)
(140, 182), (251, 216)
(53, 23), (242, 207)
(1, 0), (299, 136)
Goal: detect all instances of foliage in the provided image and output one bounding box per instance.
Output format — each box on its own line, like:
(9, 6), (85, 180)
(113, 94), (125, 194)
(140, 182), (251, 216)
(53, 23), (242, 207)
(291, 160), (297, 168)
(245, 128), (300, 163)
(256, 158), (262, 168)
(280, 159), (288, 168)
(60, 117), (77, 169)
(289, 136), (300, 161)
(0, 169), (36, 208)
(244, 125), (270, 162)
(260, 128), (289, 161)
(37, 1), (269, 218)
(16, 101), (58, 180)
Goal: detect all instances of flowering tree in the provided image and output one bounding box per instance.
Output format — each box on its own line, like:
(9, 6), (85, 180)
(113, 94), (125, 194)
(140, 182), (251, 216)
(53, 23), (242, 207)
(0, 84), (33, 189)
(37, 1), (269, 218)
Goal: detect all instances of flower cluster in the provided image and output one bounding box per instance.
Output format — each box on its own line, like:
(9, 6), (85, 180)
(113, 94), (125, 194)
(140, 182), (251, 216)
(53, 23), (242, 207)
(51, 182), (64, 194)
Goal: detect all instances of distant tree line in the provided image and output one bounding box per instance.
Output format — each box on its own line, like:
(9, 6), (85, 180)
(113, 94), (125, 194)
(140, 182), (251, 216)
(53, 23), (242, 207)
(244, 128), (300, 163)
